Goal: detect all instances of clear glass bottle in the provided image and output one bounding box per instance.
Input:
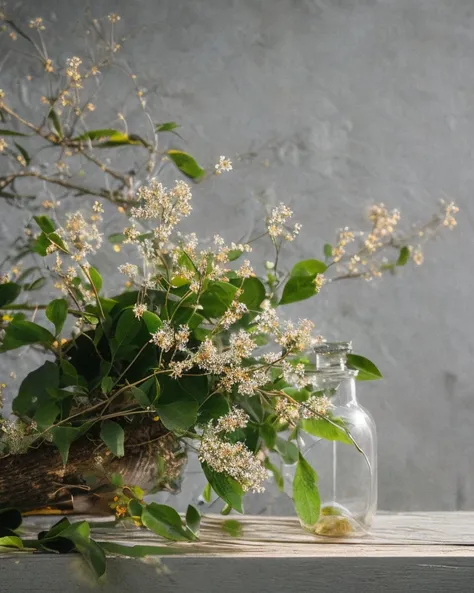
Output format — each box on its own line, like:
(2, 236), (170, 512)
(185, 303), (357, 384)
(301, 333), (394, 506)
(284, 342), (377, 537)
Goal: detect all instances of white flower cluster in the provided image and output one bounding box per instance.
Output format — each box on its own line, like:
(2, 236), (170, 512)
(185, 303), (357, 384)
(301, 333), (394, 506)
(274, 394), (333, 426)
(130, 179), (192, 247)
(266, 203), (302, 242)
(199, 407), (267, 493)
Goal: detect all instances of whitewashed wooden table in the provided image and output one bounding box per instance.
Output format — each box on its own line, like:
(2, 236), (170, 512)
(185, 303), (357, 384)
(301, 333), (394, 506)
(1, 512), (474, 592)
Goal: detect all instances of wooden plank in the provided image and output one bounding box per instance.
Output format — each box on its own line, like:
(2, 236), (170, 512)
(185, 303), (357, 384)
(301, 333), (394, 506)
(1, 554), (474, 593)
(10, 512), (474, 555)
(1, 513), (474, 592)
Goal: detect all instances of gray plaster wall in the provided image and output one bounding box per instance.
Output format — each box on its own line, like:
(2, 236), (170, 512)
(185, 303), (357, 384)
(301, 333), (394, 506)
(0, 0), (473, 513)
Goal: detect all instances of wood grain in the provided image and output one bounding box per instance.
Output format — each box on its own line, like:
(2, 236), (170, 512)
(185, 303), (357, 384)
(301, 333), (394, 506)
(1, 513), (473, 592)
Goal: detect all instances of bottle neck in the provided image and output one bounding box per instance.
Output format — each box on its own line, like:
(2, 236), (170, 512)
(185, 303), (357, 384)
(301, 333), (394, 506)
(311, 369), (357, 405)
(311, 342), (357, 404)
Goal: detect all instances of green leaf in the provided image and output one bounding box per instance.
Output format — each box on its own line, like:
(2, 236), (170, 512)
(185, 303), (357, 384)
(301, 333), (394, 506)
(198, 394), (230, 424)
(141, 310), (162, 334)
(264, 458), (284, 491)
(293, 454), (320, 527)
(0, 282), (21, 307)
(232, 277), (266, 311)
(115, 307), (141, 345)
(14, 142), (31, 165)
(12, 361), (59, 416)
(46, 298), (68, 335)
(185, 504), (201, 537)
(51, 426), (82, 464)
(202, 482), (212, 503)
(107, 232), (126, 244)
(129, 385), (153, 409)
(167, 149), (205, 180)
(0, 128), (28, 136)
(100, 541), (180, 557)
(61, 522), (106, 578)
(199, 281), (238, 318)
(300, 418), (352, 444)
(323, 243), (334, 259)
(73, 129), (119, 141)
(279, 278), (314, 305)
(259, 424), (277, 449)
(156, 393), (198, 432)
(275, 437), (299, 464)
(280, 259), (328, 305)
(282, 387), (311, 403)
(33, 231), (68, 256)
(23, 277), (47, 291)
(100, 421), (125, 457)
(202, 463), (244, 513)
(0, 319), (55, 351)
(222, 519), (243, 537)
(290, 259), (328, 278)
(101, 376), (113, 394)
(155, 122), (180, 132)
(33, 215), (56, 234)
(34, 401), (60, 430)
(397, 246), (411, 266)
(128, 499), (143, 518)
(88, 266), (103, 293)
(0, 536), (24, 549)
(347, 354), (383, 381)
(228, 249), (243, 262)
(48, 108), (63, 138)
(141, 503), (193, 541)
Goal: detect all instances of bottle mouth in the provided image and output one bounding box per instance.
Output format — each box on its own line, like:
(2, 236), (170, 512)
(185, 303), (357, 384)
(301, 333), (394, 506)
(313, 341), (353, 371)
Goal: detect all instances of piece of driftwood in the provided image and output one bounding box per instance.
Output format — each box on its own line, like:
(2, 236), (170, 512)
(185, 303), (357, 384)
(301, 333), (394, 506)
(1, 512), (474, 592)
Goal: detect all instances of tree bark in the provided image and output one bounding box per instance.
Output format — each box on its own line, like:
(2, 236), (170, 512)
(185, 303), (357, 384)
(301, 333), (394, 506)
(0, 421), (186, 514)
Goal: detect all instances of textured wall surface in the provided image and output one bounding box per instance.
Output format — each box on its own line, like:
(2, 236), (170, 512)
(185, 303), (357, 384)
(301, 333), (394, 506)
(1, 0), (473, 513)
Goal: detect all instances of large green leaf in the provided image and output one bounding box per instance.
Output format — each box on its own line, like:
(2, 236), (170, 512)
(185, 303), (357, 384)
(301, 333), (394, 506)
(141, 310), (162, 334)
(12, 361), (59, 416)
(115, 307), (141, 346)
(141, 503), (193, 541)
(167, 149), (205, 180)
(60, 521), (106, 578)
(280, 259), (327, 305)
(347, 354), (383, 381)
(51, 426), (82, 465)
(231, 277), (266, 311)
(156, 392), (198, 432)
(46, 298), (68, 335)
(185, 505), (201, 537)
(274, 437), (299, 464)
(33, 232), (68, 257)
(202, 463), (244, 513)
(0, 282), (21, 307)
(0, 319), (55, 351)
(100, 421), (125, 457)
(300, 418), (352, 445)
(0, 536), (24, 549)
(293, 454), (320, 526)
(88, 266), (103, 293)
(33, 215), (56, 234)
(290, 259), (328, 278)
(34, 401), (60, 430)
(199, 281), (238, 318)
